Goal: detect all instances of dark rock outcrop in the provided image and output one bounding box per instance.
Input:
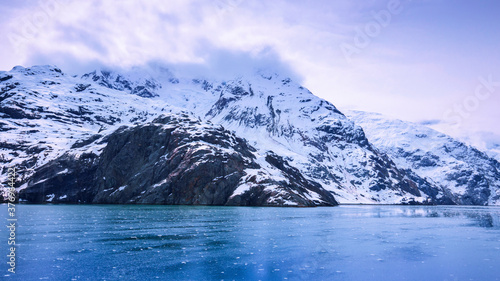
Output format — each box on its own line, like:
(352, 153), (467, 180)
(19, 113), (338, 206)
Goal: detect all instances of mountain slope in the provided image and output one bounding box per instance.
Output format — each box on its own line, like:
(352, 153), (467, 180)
(0, 65), (170, 187)
(19, 113), (337, 206)
(0, 66), (338, 206)
(83, 69), (441, 204)
(346, 110), (500, 205)
(3, 65), (498, 205)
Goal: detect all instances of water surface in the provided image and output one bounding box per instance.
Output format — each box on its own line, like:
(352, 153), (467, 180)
(1, 205), (500, 280)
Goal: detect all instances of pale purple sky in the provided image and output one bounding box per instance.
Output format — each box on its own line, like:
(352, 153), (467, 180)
(1, 0), (499, 146)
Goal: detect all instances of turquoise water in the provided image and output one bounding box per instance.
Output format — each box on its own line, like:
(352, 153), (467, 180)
(1, 205), (500, 280)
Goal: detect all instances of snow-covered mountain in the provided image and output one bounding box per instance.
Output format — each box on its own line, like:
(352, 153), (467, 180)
(1, 65), (499, 205)
(459, 133), (500, 163)
(81, 69), (162, 98)
(487, 147), (500, 163)
(0, 66), (166, 184)
(347, 110), (500, 205)
(81, 67), (436, 204)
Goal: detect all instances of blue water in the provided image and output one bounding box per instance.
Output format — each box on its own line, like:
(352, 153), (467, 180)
(1, 205), (500, 280)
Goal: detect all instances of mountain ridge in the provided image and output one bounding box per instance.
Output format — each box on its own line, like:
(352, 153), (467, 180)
(1, 65), (499, 205)
(347, 110), (500, 205)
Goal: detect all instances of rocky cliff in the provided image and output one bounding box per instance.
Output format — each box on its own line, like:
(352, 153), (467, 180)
(19, 113), (338, 206)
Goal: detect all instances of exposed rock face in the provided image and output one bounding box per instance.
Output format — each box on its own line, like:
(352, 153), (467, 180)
(0, 65), (163, 188)
(19, 113), (338, 206)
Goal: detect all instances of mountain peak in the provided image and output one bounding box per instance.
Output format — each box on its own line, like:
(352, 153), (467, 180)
(81, 67), (162, 98)
(10, 65), (64, 76)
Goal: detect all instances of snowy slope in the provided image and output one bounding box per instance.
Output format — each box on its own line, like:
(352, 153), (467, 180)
(200, 75), (432, 204)
(83, 68), (438, 204)
(0, 65), (175, 187)
(488, 149), (500, 163)
(459, 133), (500, 163)
(346, 110), (500, 205)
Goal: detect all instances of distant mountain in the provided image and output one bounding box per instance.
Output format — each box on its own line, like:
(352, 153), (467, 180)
(346, 110), (500, 205)
(459, 133), (500, 163)
(487, 147), (500, 163)
(1, 65), (499, 205)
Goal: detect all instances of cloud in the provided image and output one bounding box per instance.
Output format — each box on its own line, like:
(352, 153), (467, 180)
(161, 46), (303, 81)
(2, 0), (304, 76)
(418, 119), (441, 126)
(1, 0), (313, 80)
(0, 0), (378, 73)
(25, 43), (303, 84)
